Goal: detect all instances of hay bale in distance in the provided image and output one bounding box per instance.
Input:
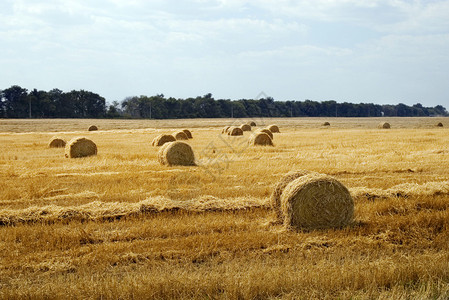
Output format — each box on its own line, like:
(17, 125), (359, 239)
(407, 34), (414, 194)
(268, 124), (280, 133)
(436, 122), (443, 127)
(248, 132), (273, 146)
(228, 127), (244, 136)
(88, 125), (98, 131)
(240, 124), (252, 131)
(174, 131), (189, 140)
(49, 137), (66, 148)
(152, 134), (176, 147)
(65, 137), (97, 158)
(322, 122), (330, 126)
(280, 173), (354, 230)
(158, 141), (196, 166)
(222, 126), (231, 134)
(247, 121), (257, 127)
(378, 122), (391, 129)
(182, 129), (193, 139)
(257, 128), (273, 140)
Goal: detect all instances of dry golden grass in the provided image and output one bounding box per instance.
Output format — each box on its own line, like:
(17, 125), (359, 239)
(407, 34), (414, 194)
(1, 117), (449, 299)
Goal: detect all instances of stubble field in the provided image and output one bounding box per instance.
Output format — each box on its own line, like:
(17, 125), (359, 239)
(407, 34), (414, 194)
(0, 117), (448, 299)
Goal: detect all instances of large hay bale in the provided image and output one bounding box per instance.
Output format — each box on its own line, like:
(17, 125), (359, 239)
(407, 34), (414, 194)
(248, 132), (273, 146)
(280, 173), (354, 230)
(65, 137), (97, 158)
(152, 134), (176, 147)
(228, 127), (244, 136)
(240, 124), (252, 132)
(268, 124), (280, 133)
(322, 122), (330, 126)
(247, 121), (257, 127)
(49, 137), (66, 148)
(158, 141), (196, 166)
(436, 122), (443, 127)
(257, 128), (273, 140)
(173, 131), (189, 140)
(88, 125), (98, 131)
(182, 129), (193, 139)
(270, 170), (310, 222)
(378, 122), (390, 129)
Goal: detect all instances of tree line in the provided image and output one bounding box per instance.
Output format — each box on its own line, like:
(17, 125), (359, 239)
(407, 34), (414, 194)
(1, 85), (447, 119)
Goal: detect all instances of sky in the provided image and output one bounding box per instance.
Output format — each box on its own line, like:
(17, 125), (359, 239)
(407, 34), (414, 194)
(1, 0), (448, 107)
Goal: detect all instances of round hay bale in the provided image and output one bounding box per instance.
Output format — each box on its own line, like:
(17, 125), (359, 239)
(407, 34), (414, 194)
(247, 121), (257, 127)
(322, 122), (330, 126)
(49, 137), (66, 148)
(222, 126), (231, 134)
(240, 124), (252, 132)
(182, 129), (193, 139)
(65, 137), (97, 158)
(88, 125), (98, 131)
(267, 124), (280, 133)
(248, 132), (273, 146)
(378, 122), (390, 129)
(271, 170), (310, 221)
(257, 128), (273, 140)
(436, 122), (443, 127)
(173, 131), (189, 140)
(228, 127), (244, 136)
(158, 141), (195, 166)
(152, 134), (176, 147)
(280, 173), (354, 230)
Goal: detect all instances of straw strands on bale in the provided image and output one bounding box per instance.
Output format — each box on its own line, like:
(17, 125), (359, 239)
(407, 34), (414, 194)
(173, 131), (189, 140)
(49, 137), (66, 148)
(257, 128), (273, 140)
(267, 124), (280, 133)
(182, 129), (193, 139)
(248, 132), (273, 146)
(88, 125), (98, 131)
(228, 127), (244, 136)
(280, 173), (354, 230)
(271, 170), (310, 222)
(152, 134), (176, 146)
(65, 137), (97, 158)
(240, 124), (252, 131)
(158, 141), (196, 166)
(378, 122), (391, 129)
(436, 122), (443, 127)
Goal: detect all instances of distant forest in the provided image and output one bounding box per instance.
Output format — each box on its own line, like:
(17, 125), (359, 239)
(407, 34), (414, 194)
(1, 85), (447, 119)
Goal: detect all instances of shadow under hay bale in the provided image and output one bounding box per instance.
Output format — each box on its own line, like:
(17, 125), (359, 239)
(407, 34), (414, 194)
(271, 170), (310, 222)
(280, 173), (354, 230)
(152, 134), (176, 147)
(65, 137), (97, 158)
(158, 141), (196, 166)
(228, 127), (244, 136)
(173, 131), (189, 140)
(268, 124), (280, 133)
(88, 125), (98, 131)
(257, 128), (273, 140)
(378, 122), (391, 129)
(182, 129), (193, 139)
(240, 124), (252, 131)
(49, 137), (66, 148)
(248, 132), (273, 146)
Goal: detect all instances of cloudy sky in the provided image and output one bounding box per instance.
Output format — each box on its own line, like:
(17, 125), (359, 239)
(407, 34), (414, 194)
(1, 0), (448, 107)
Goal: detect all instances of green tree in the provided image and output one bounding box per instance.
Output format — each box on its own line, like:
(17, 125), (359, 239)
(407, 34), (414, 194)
(2, 85), (29, 118)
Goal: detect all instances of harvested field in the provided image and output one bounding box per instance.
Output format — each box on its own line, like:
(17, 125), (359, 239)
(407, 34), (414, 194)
(1, 117), (449, 299)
